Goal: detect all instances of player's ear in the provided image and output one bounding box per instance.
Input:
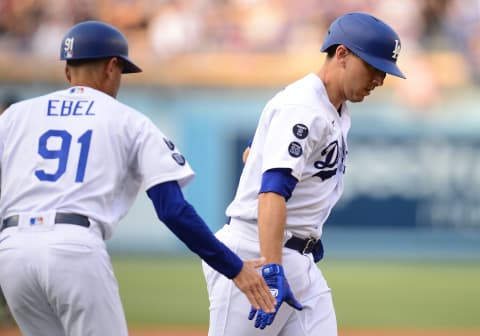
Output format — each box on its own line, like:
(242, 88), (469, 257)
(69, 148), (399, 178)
(65, 65), (71, 83)
(105, 57), (123, 77)
(336, 45), (350, 66)
(104, 58), (115, 78)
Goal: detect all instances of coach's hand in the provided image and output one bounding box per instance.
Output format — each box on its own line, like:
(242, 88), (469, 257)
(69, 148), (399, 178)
(233, 257), (276, 314)
(248, 263), (302, 329)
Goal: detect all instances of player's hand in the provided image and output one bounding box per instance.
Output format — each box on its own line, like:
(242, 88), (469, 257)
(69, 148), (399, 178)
(232, 257), (276, 314)
(248, 263), (303, 329)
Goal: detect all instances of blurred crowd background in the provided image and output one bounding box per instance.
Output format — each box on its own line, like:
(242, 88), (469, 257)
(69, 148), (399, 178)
(0, 0), (479, 88)
(0, 0), (478, 59)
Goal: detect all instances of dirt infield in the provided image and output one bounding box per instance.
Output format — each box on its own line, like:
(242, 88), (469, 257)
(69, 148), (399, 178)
(2, 327), (480, 336)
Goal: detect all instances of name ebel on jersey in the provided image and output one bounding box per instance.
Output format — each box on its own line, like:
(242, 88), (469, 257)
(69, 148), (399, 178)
(313, 136), (347, 181)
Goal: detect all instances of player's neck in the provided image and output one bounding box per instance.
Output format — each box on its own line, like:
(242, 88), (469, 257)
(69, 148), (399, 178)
(317, 68), (344, 112)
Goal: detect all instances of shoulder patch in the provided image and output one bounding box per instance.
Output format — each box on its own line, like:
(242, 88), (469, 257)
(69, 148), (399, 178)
(172, 153), (186, 166)
(163, 138), (175, 151)
(292, 123), (308, 139)
(288, 141), (303, 158)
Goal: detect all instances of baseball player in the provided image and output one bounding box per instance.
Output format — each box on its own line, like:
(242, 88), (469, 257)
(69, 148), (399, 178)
(0, 21), (275, 336)
(202, 12), (406, 335)
(0, 93), (18, 328)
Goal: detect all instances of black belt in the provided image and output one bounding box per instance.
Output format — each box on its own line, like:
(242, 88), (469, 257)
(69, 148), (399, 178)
(1, 213), (90, 232)
(285, 236), (324, 262)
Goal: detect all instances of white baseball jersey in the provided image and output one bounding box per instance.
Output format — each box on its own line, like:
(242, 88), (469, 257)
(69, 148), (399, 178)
(226, 73), (350, 239)
(0, 86), (194, 239)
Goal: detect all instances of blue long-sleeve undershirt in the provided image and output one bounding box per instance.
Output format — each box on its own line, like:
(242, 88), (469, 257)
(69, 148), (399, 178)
(146, 181), (243, 279)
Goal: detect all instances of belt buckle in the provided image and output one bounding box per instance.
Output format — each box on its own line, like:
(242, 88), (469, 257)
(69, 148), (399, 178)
(302, 237), (317, 255)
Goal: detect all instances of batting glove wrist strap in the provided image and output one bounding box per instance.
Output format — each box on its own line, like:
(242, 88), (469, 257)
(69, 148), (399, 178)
(262, 263), (283, 277)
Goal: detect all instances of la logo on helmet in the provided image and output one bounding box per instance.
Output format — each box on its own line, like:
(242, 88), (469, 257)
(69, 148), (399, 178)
(392, 39), (401, 60)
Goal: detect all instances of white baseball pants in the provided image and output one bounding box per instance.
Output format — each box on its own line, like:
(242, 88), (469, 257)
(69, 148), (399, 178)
(0, 215), (128, 336)
(202, 221), (337, 336)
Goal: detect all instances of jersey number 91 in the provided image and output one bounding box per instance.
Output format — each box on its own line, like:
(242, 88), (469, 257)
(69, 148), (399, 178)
(35, 129), (92, 183)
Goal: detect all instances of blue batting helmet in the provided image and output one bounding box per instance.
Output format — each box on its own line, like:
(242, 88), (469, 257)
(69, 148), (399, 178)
(321, 12), (405, 79)
(60, 21), (141, 74)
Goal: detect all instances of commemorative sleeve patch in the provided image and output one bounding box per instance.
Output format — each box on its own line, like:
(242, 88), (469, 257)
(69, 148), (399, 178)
(172, 153), (186, 166)
(288, 141), (303, 158)
(292, 123), (308, 139)
(163, 137), (175, 150)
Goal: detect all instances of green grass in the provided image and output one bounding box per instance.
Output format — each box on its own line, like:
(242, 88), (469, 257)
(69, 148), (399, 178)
(321, 260), (480, 328)
(113, 257), (480, 328)
(113, 256), (209, 327)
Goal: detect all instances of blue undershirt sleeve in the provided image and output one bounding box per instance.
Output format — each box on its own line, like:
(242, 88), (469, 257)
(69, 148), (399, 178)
(259, 168), (298, 201)
(146, 181), (243, 279)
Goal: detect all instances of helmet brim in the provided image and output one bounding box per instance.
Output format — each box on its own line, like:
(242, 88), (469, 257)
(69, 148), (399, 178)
(355, 50), (406, 79)
(121, 57), (142, 74)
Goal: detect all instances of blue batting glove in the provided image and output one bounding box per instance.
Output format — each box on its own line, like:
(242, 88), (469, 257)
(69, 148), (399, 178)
(248, 263), (303, 329)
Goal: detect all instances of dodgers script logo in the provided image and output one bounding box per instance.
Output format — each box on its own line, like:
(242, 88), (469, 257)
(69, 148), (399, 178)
(313, 137), (347, 181)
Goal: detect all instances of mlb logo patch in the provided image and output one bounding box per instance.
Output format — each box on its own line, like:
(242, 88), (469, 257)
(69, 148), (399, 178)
(69, 87), (84, 94)
(30, 216), (44, 225)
